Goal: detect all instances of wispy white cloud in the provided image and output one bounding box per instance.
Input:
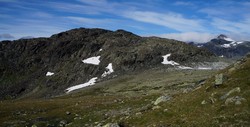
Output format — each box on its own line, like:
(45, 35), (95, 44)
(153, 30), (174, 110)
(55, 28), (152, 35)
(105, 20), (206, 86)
(50, 3), (101, 15)
(50, 0), (130, 15)
(158, 32), (215, 43)
(1, 0), (250, 42)
(124, 11), (206, 32)
(199, 8), (225, 16)
(67, 16), (117, 25)
(211, 17), (250, 41)
(212, 18), (250, 34)
(77, 0), (108, 6)
(174, 1), (194, 6)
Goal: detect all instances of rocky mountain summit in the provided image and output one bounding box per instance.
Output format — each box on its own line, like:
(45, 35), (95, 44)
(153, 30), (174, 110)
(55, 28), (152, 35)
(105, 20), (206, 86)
(192, 34), (250, 58)
(0, 28), (216, 99)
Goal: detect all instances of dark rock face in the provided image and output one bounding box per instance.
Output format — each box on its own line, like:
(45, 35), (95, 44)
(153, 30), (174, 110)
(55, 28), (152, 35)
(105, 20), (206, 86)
(191, 35), (250, 58)
(0, 28), (214, 99)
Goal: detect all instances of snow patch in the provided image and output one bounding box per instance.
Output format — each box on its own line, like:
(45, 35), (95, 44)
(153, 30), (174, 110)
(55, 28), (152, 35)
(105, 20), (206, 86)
(197, 67), (212, 70)
(223, 37), (235, 42)
(46, 72), (54, 76)
(221, 39), (244, 48)
(162, 54), (179, 65)
(178, 66), (193, 69)
(99, 49), (103, 51)
(102, 63), (114, 77)
(82, 56), (100, 65)
(221, 44), (231, 48)
(232, 41), (243, 46)
(66, 77), (98, 93)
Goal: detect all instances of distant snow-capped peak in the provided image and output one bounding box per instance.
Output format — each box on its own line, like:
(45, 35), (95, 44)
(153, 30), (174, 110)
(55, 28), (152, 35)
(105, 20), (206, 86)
(217, 34), (235, 42)
(216, 34), (244, 48)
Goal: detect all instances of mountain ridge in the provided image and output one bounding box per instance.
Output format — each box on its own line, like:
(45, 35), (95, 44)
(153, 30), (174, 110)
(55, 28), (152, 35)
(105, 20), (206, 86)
(0, 28), (216, 99)
(190, 34), (250, 58)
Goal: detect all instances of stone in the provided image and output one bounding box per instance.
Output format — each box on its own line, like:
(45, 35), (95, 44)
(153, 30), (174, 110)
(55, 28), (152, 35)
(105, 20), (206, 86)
(220, 87), (241, 100)
(215, 73), (223, 86)
(201, 100), (207, 105)
(228, 67), (235, 74)
(31, 125), (37, 127)
(152, 105), (161, 110)
(136, 112), (142, 115)
(209, 97), (216, 104)
(103, 123), (120, 127)
(139, 104), (152, 112)
(59, 120), (67, 127)
(183, 88), (193, 93)
(154, 95), (171, 105)
(225, 96), (246, 105)
(163, 109), (168, 112)
(96, 123), (102, 127)
(66, 111), (71, 115)
(235, 100), (242, 105)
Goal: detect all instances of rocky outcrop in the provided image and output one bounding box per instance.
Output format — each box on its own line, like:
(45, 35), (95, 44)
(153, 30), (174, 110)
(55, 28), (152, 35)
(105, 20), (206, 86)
(154, 95), (171, 105)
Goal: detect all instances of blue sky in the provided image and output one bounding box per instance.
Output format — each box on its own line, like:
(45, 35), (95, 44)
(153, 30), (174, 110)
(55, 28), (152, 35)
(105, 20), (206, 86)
(0, 0), (250, 42)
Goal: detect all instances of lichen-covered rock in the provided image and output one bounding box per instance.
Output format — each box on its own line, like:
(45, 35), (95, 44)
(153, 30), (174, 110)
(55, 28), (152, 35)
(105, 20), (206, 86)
(152, 105), (161, 110)
(225, 96), (246, 105)
(220, 87), (241, 100)
(154, 95), (171, 105)
(215, 73), (223, 86)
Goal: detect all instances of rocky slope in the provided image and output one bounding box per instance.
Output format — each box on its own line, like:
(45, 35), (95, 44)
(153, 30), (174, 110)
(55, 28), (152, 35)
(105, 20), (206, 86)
(0, 52), (249, 127)
(0, 28), (215, 99)
(191, 34), (250, 58)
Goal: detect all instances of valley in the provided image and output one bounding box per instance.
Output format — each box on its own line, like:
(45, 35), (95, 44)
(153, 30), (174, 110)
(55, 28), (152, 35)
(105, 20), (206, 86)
(0, 28), (249, 127)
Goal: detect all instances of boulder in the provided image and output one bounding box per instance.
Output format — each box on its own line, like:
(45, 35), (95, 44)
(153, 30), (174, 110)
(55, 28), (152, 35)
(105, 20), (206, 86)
(103, 123), (120, 127)
(225, 96), (246, 105)
(154, 95), (171, 105)
(152, 105), (161, 110)
(220, 87), (241, 100)
(66, 111), (71, 115)
(163, 109), (168, 112)
(215, 73), (223, 86)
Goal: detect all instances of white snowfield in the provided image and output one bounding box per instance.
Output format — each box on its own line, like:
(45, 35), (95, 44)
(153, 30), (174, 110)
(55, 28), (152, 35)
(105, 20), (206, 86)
(161, 53), (215, 70)
(99, 49), (103, 51)
(178, 66), (193, 69)
(221, 37), (244, 48)
(161, 54), (180, 65)
(46, 72), (54, 76)
(197, 67), (212, 70)
(82, 56), (100, 65)
(223, 37), (235, 42)
(102, 63), (114, 77)
(66, 77), (98, 93)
